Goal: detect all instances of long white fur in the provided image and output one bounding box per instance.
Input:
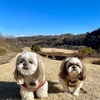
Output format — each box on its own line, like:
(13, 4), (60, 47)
(20, 81), (48, 100)
(14, 52), (48, 100)
(72, 82), (83, 96)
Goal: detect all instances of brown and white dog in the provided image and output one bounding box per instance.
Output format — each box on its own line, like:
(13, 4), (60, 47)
(14, 52), (48, 100)
(59, 57), (86, 96)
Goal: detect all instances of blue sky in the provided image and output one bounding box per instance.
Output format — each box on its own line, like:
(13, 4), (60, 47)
(0, 0), (100, 37)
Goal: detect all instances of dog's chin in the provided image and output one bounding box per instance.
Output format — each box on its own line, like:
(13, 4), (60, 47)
(17, 65), (37, 76)
(19, 70), (35, 76)
(68, 71), (78, 76)
(71, 69), (81, 74)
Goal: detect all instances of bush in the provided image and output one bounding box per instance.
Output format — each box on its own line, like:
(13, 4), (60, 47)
(31, 44), (41, 52)
(79, 47), (96, 55)
(0, 48), (7, 56)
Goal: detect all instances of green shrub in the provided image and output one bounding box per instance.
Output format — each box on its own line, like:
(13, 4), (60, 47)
(79, 47), (96, 55)
(31, 44), (41, 52)
(0, 48), (7, 56)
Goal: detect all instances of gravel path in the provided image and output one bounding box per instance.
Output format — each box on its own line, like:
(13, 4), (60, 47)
(0, 49), (100, 100)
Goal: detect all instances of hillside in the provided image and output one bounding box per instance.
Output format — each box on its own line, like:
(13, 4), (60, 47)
(0, 36), (22, 64)
(14, 28), (100, 52)
(15, 33), (86, 49)
(84, 28), (100, 52)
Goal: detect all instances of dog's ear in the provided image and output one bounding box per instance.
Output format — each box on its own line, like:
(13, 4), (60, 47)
(14, 68), (24, 84)
(14, 56), (24, 84)
(36, 55), (45, 84)
(78, 62), (86, 81)
(59, 58), (70, 79)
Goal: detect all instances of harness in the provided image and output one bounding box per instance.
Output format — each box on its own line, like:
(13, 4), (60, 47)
(22, 80), (46, 90)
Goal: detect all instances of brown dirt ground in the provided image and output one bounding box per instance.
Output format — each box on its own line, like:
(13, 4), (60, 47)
(0, 48), (100, 100)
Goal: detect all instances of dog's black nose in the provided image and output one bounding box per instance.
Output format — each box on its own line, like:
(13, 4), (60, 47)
(23, 63), (28, 69)
(23, 62), (27, 66)
(72, 66), (75, 69)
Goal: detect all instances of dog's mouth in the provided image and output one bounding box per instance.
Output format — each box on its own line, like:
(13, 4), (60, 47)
(72, 69), (77, 72)
(23, 66), (28, 69)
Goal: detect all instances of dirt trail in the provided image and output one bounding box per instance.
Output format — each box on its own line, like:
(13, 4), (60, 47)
(0, 48), (100, 100)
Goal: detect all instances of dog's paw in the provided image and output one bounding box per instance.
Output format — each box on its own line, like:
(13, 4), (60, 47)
(73, 92), (79, 97)
(22, 98), (33, 100)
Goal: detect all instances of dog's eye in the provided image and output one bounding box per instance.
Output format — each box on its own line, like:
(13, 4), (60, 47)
(20, 61), (23, 63)
(29, 61), (33, 64)
(69, 64), (74, 66)
(76, 64), (79, 67)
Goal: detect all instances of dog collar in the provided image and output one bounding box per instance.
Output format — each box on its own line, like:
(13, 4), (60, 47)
(22, 80), (46, 90)
(22, 82), (27, 88)
(36, 80), (46, 90)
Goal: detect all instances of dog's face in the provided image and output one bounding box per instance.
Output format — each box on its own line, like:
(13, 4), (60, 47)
(16, 52), (38, 76)
(66, 58), (83, 77)
(14, 52), (45, 84)
(59, 57), (86, 80)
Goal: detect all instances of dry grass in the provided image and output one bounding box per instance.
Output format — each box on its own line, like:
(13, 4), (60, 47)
(41, 48), (76, 54)
(0, 47), (7, 56)
(0, 36), (22, 64)
(0, 48), (100, 100)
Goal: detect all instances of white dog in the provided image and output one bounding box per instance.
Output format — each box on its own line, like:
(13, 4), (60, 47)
(14, 52), (48, 100)
(59, 57), (86, 96)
